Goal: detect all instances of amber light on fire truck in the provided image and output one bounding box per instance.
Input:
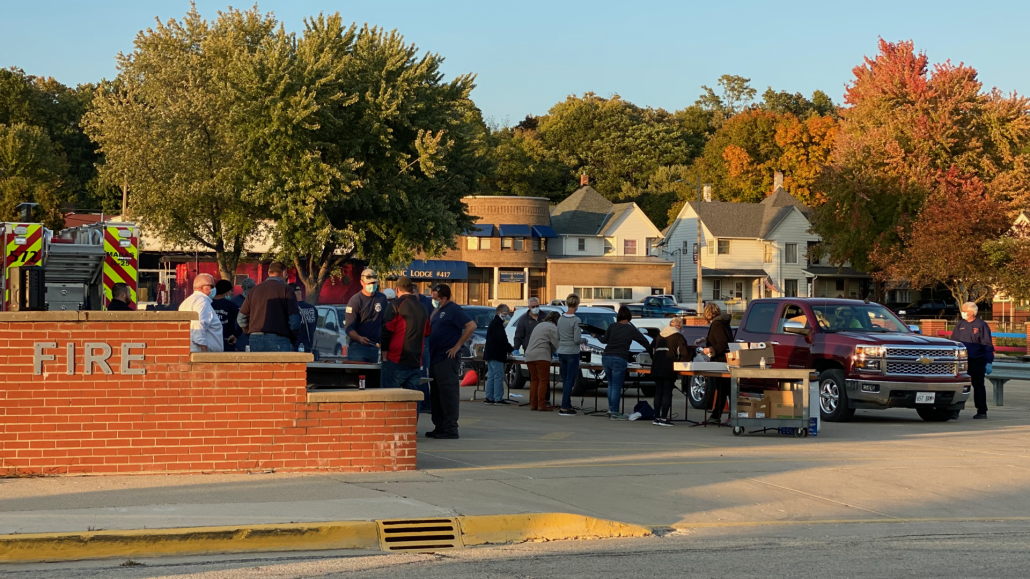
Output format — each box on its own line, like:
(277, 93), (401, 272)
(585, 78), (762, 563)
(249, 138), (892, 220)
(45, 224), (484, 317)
(853, 345), (885, 372)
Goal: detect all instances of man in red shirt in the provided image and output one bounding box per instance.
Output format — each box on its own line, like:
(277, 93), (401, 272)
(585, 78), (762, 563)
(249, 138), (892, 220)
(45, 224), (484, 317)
(381, 276), (432, 390)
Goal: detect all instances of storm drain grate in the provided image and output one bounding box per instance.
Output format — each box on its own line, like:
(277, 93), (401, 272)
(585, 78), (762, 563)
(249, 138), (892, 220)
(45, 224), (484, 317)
(376, 518), (463, 552)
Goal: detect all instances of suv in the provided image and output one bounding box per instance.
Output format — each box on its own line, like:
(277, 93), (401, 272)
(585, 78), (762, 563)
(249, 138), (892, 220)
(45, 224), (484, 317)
(732, 298), (970, 422)
(504, 305), (651, 393)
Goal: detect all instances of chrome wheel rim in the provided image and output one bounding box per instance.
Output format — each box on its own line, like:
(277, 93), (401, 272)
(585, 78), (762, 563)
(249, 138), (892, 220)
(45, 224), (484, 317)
(691, 376), (706, 402)
(506, 364), (518, 387)
(820, 380), (839, 413)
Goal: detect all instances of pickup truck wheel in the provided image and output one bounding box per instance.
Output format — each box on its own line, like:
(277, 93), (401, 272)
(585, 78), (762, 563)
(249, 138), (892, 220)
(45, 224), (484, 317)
(506, 363), (527, 390)
(916, 407), (953, 422)
(818, 369), (855, 422)
(688, 376), (710, 409)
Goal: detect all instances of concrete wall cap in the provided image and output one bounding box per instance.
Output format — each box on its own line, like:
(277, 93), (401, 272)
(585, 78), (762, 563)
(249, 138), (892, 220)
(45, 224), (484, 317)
(0, 311), (81, 322)
(307, 389), (424, 403)
(84, 311), (198, 321)
(191, 352), (314, 363)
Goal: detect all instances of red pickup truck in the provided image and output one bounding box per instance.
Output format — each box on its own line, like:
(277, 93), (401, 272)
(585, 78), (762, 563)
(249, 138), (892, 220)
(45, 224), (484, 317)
(685, 298), (971, 422)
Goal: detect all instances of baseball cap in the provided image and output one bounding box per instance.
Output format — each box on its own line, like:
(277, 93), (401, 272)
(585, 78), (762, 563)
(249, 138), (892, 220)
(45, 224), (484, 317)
(360, 268), (378, 281)
(396, 275), (413, 288)
(215, 279), (234, 295)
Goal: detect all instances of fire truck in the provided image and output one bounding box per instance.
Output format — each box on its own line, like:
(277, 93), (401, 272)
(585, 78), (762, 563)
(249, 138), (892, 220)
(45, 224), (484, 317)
(1, 218), (140, 311)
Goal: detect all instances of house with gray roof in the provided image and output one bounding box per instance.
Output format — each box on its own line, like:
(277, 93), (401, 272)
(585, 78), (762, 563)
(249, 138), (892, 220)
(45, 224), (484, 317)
(661, 173), (870, 309)
(546, 177), (671, 303)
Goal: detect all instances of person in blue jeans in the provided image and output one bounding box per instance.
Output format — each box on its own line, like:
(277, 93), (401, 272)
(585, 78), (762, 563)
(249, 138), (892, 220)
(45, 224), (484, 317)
(483, 304), (513, 405)
(556, 294), (588, 416)
(596, 306), (651, 420)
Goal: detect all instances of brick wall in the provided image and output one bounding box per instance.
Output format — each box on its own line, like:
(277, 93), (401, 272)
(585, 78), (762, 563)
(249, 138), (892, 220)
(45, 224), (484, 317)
(920, 319), (948, 338)
(0, 311), (418, 476)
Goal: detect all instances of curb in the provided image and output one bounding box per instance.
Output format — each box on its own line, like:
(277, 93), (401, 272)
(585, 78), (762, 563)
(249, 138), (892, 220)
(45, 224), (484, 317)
(0, 513), (651, 563)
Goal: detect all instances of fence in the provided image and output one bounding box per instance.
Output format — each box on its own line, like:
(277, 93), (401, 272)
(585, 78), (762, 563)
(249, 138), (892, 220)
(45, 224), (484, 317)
(921, 319), (1029, 356)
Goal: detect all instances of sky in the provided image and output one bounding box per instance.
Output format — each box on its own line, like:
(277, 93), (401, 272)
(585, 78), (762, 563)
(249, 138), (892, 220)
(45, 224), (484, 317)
(2, 1), (1029, 125)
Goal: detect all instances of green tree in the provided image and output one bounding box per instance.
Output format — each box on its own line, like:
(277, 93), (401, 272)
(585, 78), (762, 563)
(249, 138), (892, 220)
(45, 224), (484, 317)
(482, 126), (571, 199)
(268, 17), (489, 302)
(760, 88), (837, 119)
(696, 74), (757, 119)
(0, 123), (68, 229)
(85, 6), (298, 280)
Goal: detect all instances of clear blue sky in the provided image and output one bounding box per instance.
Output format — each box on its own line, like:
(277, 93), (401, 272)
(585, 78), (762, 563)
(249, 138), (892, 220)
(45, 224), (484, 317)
(2, 1), (1028, 125)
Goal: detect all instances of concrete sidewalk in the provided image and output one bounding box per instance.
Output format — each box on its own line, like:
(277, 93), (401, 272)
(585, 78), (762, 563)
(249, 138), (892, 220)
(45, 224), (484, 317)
(3, 383), (1030, 535)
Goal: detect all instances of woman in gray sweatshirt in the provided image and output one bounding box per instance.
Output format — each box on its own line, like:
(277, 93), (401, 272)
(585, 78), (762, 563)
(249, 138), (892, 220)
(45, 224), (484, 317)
(556, 294), (588, 416)
(525, 311), (561, 410)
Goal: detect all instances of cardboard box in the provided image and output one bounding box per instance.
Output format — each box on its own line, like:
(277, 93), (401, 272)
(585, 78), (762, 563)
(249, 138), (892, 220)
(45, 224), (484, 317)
(754, 397), (769, 419)
(764, 390), (802, 418)
(736, 398), (755, 418)
(726, 345), (775, 368)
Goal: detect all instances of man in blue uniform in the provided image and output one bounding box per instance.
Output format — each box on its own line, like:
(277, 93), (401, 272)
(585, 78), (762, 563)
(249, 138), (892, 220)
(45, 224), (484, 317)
(411, 283), (435, 413)
(425, 284), (476, 440)
(951, 302), (994, 419)
(290, 283), (318, 358)
(211, 280), (242, 352)
(345, 268), (388, 363)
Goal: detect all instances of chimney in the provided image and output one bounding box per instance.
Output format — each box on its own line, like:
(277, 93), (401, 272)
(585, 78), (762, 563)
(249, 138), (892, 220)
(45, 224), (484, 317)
(580, 174), (589, 187)
(702, 184), (712, 202)
(773, 171), (784, 191)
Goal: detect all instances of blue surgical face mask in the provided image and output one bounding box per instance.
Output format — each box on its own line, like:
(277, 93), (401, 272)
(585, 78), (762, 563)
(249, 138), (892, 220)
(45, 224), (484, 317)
(501, 313), (511, 325)
(432, 299), (440, 309)
(365, 283), (378, 293)
(208, 287), (216, 297)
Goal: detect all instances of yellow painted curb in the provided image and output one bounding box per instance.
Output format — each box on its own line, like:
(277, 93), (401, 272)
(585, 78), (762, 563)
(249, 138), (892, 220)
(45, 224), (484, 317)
(0, 521), (379, 564)
(459, 513), (652, 546)
(0, 514), (650, 564)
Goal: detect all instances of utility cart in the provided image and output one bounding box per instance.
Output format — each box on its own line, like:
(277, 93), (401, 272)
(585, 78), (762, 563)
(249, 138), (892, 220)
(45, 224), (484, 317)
(729, 367), (819, 438)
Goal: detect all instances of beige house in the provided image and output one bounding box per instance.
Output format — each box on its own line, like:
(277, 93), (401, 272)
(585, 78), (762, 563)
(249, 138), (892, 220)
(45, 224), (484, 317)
(547, 180), (671, 302)
(661, 177), (870, 310)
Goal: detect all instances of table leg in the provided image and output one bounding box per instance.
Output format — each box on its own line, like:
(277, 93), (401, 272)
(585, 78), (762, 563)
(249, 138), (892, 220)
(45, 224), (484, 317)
(991, 378), (1006, 406)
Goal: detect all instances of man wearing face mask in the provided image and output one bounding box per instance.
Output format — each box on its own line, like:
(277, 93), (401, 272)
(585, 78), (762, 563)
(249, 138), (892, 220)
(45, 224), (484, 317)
(513, 297), (542, 353)
(345, 268), (388, 363)
(951, 302), (994, 419)
(178, 273), (223, 353)
(483, 304), (514, 405)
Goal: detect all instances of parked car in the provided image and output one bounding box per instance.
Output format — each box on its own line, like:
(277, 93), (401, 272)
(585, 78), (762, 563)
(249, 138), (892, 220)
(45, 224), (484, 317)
(895, 299), (960, 319)
(679, 298), (970, 422)
(313, 305), (349, 358)
(459, 305), (496, 377)
(504, 305), (652, 394)
(625, 295), (697, 318)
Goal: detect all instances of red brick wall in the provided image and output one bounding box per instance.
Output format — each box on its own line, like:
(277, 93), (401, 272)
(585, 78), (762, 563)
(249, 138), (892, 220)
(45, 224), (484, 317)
(0, 314), (416, 475)
(920, 319), (947, 338)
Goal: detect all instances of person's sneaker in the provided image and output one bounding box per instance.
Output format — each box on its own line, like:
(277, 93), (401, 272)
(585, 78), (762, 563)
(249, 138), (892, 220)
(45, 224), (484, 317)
(434, 432), (459, 439)
(484, 399), (496, 405)
(652, 418), (664, 426)
(610, 412), (628, 421)
(659, 419), (675, 427)
(425, 430), (437, 438)
(973, 413), (988, 419)
(495, 399), (512, 405)
(558, 408), (577, 416)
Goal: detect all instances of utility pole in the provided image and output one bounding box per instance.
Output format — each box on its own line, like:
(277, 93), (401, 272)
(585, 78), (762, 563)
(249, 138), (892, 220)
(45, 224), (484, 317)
(696, 176), (703, 314)
(121, 178), (128, 218)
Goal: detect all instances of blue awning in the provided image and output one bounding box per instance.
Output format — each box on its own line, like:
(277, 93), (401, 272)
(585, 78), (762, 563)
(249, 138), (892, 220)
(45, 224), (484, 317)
(498, 224), (531, 237)
(531, 225), (558, 238)
(400, 260), (468, 280)
(468, 223), (494, 237)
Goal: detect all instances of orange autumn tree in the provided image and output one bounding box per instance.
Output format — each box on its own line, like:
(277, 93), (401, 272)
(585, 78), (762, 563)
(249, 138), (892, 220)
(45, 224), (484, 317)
(810, 39), (1030, 278)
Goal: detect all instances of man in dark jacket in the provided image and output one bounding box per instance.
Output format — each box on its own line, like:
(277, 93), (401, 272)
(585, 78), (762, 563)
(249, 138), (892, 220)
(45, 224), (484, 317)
(483, 304), (513, 405)
(381, 276), (432, 391)
(238, 262), (300, 352)
(951, 302), (994, 419)
(290, 284), (318, 357)
(107, 283), (132, 310)
(211, 279), (242, 352)
(512, 297), (541, 353)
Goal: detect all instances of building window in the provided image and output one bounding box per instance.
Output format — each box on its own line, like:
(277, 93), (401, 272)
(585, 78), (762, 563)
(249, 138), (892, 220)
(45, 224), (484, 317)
(604, 237), (615, 254)
(514, 238), (524, 251)
(682, 240), (690, 254)
(835, 279), (845, 292)
(624, 239), (637, 255)
(502, 237), (513, 250)
(712, 279), (721, 301)
(692, 278), (697, 293)
(734, 282), (743, 299)
(613, 288), (632, 300)
(595, 287), (613, 299)
(578, 238), (586, 252)
(574, 287), (593, 299)
(764, 245), (773, 263)
(785, 279), (798, 297)
(233, 274), (250, 285)
(718, 239), (730, 255)
(646, 237), (657, 256)
(480, 237), (491, 250)
(785, 243), (798, 264)
(532, 239), (540, 251)
(467, 237), (479, 250)
(807, 241), (819, 266)
(708, 239), (715, 255)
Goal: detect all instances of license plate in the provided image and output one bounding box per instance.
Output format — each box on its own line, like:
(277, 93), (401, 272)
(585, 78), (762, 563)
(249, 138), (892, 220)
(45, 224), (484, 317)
(915, 392), (935, 404)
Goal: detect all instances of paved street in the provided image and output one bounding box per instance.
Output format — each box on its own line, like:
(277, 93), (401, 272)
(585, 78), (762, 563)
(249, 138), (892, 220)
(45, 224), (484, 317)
(3, 381), (1030, 576)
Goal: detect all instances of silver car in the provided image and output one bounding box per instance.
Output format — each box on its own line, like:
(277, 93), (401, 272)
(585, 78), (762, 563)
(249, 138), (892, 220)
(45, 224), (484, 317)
(314, 305), (349, 358)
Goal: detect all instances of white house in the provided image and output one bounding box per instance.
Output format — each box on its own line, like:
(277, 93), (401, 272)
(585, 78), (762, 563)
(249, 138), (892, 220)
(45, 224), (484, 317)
(661, 176), (870, 309)
(546, 179), (671, 302)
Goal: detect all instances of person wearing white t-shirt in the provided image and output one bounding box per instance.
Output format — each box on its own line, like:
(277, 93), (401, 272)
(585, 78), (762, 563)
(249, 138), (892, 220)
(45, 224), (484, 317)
(178, 273), (224, 353)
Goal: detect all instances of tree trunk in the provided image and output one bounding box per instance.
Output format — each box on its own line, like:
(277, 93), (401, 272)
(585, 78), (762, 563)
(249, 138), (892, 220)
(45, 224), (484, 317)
(294, 248), (349, 304)
(215, 250), (239, 283)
